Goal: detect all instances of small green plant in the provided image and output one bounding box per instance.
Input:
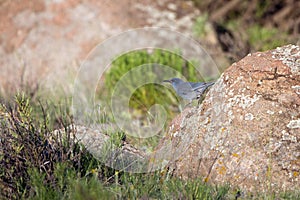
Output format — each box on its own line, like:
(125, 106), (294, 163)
(255, 1), (271, 18)
(0, 93), (103, 199)
(193, 14), (209, 37)
(69, 175), (113, 200)
(114, 171), (230, 199)
(247, 24), (288, 51)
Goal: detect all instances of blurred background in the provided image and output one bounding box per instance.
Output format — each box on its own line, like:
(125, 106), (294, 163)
(0, 0), (299, 98)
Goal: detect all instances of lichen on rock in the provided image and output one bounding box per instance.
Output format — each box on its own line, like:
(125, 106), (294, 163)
(156, 44), (300, 193)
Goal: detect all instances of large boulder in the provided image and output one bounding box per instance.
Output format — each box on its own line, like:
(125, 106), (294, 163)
(154, 44), (300, 193)
(51, 45), (299, 194)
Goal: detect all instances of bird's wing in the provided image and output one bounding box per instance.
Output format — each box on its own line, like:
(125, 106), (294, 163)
(189, 82), (215, 91)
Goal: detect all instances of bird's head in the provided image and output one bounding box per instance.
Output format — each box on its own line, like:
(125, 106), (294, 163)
(163, 78), (184, 85)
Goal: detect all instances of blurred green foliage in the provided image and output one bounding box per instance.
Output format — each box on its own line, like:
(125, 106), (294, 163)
(247, 24), (288, 51)
(254, 1), (271, 18)
(193, 14), (209, 37)
(103, 49), (201, 115)
(100, 49), (205, 149)
(191, 0), (296, 59)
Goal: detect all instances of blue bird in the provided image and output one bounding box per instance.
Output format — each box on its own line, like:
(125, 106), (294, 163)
(163, 78), (215, 104)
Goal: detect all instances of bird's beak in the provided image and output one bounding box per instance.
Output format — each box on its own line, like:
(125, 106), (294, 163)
(163, 79), (171, 83)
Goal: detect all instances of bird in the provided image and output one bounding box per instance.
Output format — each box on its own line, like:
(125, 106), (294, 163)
(163, 78), (215, 105)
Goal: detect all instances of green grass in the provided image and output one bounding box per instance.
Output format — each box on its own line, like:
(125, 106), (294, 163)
(192, 12), (289, 53)
(101, 49), (202, 114)
(1, 92), (300, 199)
(247, 24), (288, 51)
(0, 93), (230, 199)
(193, 14), (209, 38)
